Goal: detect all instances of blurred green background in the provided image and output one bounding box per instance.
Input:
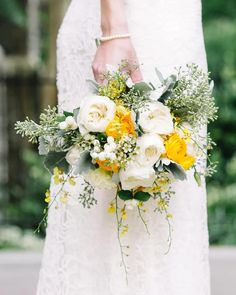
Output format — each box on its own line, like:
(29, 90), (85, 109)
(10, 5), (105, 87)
(0, 0), (235, 249)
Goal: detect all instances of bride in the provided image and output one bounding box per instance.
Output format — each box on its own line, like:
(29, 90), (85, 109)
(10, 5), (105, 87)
(37, 0), (210, 294)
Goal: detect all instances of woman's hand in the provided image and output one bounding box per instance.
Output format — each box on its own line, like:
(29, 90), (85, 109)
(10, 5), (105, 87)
(93, 0), (142, 84)
(92, 38), (142, 84)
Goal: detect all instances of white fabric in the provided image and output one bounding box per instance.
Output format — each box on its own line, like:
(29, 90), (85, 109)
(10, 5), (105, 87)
(37, 0), (211, 294)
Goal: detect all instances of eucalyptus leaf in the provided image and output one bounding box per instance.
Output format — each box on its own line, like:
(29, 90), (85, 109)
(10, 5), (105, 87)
(133, 82), (152, 94)
(86, 79), (99, 93)
(73, 107), (80, 119)
(134, 191), (151, 202)
(73, 151), (94, 175)
(56, 114), (66, 122)
(155, 68), (165, 83)
(165, 162), (187, 181)
(194, 171), (202, 186)
(38, 137), (48, 156)
(118, 190), (133, 201)
(63, 111), (74, 117)
(158, 75), (177, 103)
(44, 151), (69, 174)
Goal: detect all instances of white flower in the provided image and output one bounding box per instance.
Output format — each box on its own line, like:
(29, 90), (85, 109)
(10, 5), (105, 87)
(65, 145), (81, 166)
(83, 168), (117, 189)
(138, 101), (174, 135)
(136, 133), (165, 166)
(77, 95), (116, 134)
(119, 161), (156, 190)
(125, 199), (139, 210)
(59, 116), (77, 130)
(59, 121), (67, 130)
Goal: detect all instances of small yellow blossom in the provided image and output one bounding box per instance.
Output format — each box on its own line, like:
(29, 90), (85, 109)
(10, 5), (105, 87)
(121, 208), (127, 220)
(166, 213), (173, 219)
(53, 167), (64, 184)
(44, 189), (51, 203)
(99, 77), (126, 99)
(107, 203), (116, 214)
(121, 224), (129, 237)
(60, 192), (69, 204)
(157, 199), (168, 211)
(68, 176), (76, 186)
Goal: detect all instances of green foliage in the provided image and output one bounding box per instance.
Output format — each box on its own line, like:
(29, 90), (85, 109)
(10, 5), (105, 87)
(203, 2), (236, 244)
(0, 0), (26, 27)
(3, 150), (50, 235)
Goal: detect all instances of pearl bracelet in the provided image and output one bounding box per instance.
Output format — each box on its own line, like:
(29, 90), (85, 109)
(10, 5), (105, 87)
(100, 33), (131, 42)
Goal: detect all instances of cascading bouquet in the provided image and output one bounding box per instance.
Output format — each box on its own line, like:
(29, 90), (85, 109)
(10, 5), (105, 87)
(15, 63), (217, 277)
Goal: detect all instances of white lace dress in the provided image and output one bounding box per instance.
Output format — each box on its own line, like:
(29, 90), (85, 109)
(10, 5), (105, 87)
(36, 0), (211, 294)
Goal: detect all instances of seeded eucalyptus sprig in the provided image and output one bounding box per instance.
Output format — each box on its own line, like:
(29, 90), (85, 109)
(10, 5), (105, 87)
(166, 64), (218, 127)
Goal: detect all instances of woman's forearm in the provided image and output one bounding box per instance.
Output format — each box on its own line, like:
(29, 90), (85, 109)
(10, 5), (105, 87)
(101, 0), (129, 35)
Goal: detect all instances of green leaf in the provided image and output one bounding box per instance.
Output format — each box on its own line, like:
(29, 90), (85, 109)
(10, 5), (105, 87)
(73, 107), (80, 118)
(56, 114), (66, 122)
(133, 82), (152, 94)
(159, 75), (177, 103)
(194, 171), (202, 186)
(44, 152), (69, 174)
(63, 111), (74, 117)
(86, 79), (99, 93)
(96, 133), (107, 143)
(73, 152), (94, 175)
(134, 191), (151, 202)
(165, 162), (187, 181)
(155, 68), (165, 83)
(118, 190), (133, 201)
(38, 137), (48, 156)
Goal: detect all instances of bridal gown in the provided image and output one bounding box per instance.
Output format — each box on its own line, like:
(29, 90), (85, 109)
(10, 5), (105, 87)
(37, 0), (211, 294)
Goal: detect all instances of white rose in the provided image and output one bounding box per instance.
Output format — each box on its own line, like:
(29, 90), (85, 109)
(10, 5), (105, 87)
(65, 145), (81, 166)
(119, 162), (156, 190)
(138, 101), (174, 135)
(83, 168), (117, 189)
(136, 133), (165, 166)
(77, 95), (116, 135)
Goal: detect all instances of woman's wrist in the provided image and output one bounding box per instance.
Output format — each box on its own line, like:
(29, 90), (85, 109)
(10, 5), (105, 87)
(101, 21), (129, 36)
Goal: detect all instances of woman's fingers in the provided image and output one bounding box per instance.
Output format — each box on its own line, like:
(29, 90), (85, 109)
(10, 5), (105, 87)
(92, 63), (106, 84)
(130, 67), (143, 83)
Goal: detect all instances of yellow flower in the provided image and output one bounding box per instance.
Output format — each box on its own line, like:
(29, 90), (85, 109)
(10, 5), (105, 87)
(157, 199), (168, 211)
(107, 203), (116, 214)
(164, 133), (195, 170)
(99, 77), (126, 99)
(166, 213), (173, 219)
(106, 105), (136, 139)
(96, 160), (120, 173)
(68, 176), (76, 186)
(121, 208), (127, 220)
(44, 189), (51, 203)
(121, 224), (129, 237)
(60, 192), (69, 204)
(53, 167), (64, 184)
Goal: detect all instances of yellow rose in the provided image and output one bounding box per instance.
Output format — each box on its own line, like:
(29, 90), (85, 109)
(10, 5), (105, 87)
(164, 133), (195, 170)
(106, 105), (136, 139)
(96, 159), (120, 173)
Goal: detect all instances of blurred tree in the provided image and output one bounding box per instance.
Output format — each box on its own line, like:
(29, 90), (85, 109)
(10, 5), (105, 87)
(0, 0), (26, 27)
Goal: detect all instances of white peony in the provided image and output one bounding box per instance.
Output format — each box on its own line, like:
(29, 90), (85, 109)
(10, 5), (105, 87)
(138, 101), (174, 135)
(77, 95), (116, 135)
(136, 133), (165, 166)
(83, 168), (117, 189)
(119, 162), (156, 190)
(65, 145), (81, 166)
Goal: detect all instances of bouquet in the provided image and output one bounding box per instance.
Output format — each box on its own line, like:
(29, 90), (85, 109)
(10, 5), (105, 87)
(15, 63), (217, 279)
